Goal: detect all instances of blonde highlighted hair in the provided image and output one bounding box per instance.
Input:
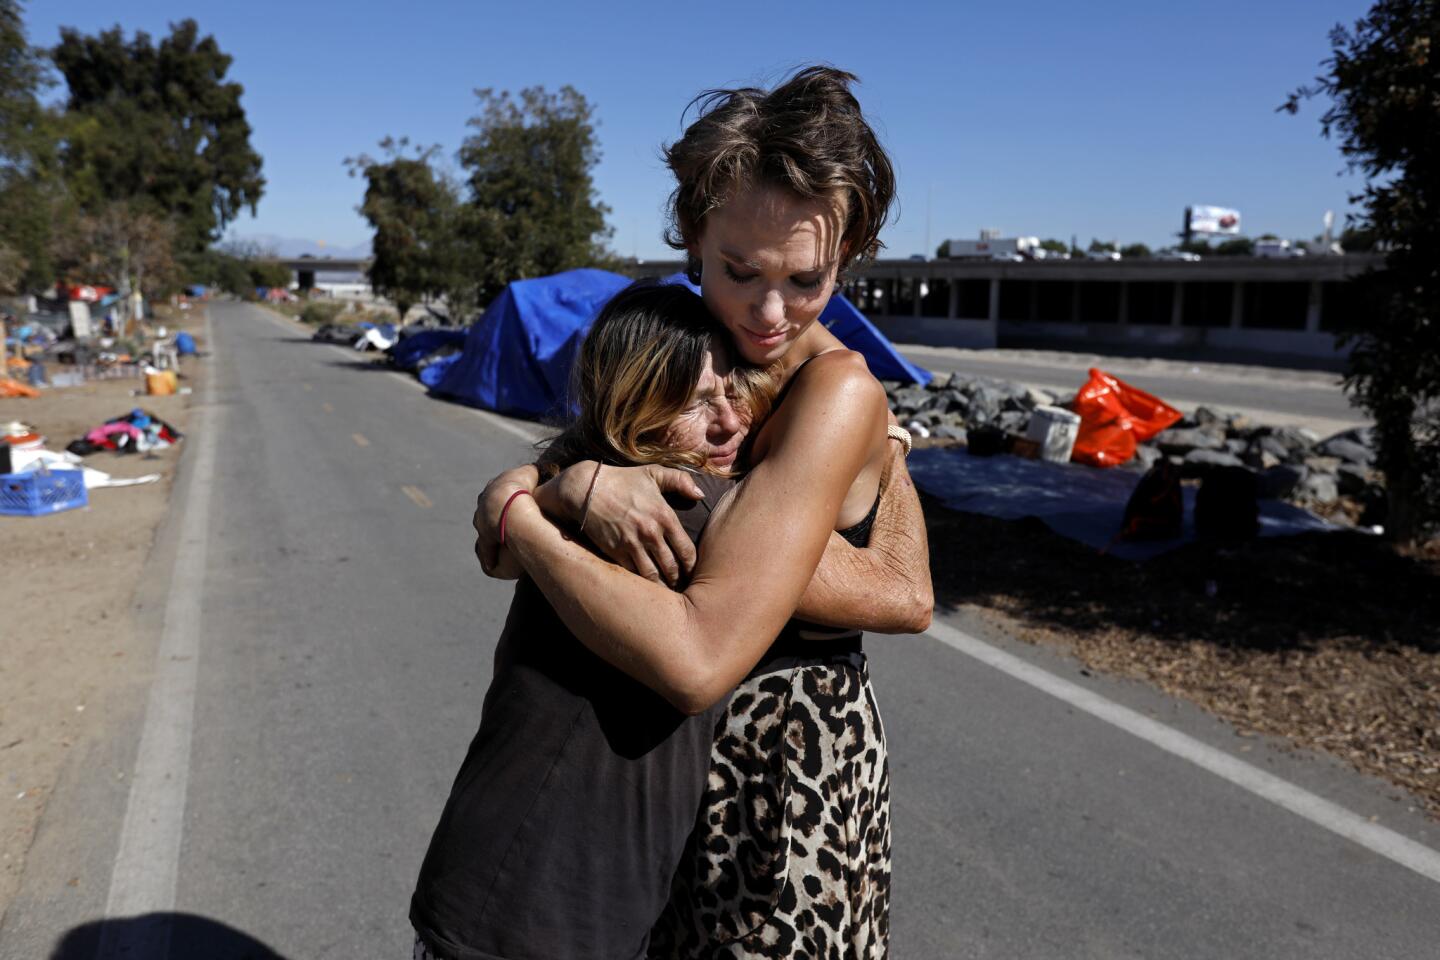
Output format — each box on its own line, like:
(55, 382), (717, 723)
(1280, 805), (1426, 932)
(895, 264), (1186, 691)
(539, 280), (774, 477)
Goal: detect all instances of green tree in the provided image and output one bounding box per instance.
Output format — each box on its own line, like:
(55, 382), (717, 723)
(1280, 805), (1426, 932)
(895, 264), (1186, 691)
(1283, 0), (1440, 542)
(1087, 238), (1117, 253)
(1120, 243), (1152, 259)
(51, 19), (264, 261)
(1038, 238), (1068, 255)
(459, 85), (613, 303)
(0, 0), (62, 292)
(347, 137), (471, 322)
(1339, 225), (1377, 251)
(1213, 237), (1255, 256)
(934, 239), (950, 258)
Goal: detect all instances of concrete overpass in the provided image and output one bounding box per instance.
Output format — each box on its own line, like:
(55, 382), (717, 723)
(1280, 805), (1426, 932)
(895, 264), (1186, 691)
(266, 257), (372, 289)
(621, 254), (1382, 370)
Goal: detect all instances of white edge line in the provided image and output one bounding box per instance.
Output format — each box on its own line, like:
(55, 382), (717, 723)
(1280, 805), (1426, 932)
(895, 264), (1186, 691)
(97, 309), (220, 957)
(923, 619), (1440, 885)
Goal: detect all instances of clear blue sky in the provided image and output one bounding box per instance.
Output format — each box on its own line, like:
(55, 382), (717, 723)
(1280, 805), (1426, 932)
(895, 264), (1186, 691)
(27, 0), (1371, 258)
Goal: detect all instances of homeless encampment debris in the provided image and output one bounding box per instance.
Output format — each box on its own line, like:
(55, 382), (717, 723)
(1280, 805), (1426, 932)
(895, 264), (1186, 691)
(887, 368), (1378, 558)
(66, 408), (183, 456)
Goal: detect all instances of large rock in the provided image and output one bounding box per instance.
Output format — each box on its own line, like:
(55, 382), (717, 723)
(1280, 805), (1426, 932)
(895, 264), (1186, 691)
(1193, 406), (1248, 437)
(965, 386), (1002, 425)
(997, 410), (1030, 434)
(1299, 472), (1339, 504)
(890, 386), (930, 414)
(1251, 434), (1294, 463)
(1319, 436), (1375, 466)
(1267, 426), (1320, 459)
(1024, 387), (1056, 409)
(1156, 428), (1225, 456)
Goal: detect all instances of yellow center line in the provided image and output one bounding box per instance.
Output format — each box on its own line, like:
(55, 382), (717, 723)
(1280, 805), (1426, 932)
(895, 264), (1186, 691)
(321, 402), (334, 413)
(401, 485), (433, 509)
(352, 433), (370, 448)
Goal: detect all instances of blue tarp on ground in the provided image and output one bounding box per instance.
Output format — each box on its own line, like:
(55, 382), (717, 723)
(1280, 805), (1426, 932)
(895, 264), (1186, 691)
(418, 353), (461, 389)
(661, 273), (930, 386)
(432, 269), (633, 418)
(389, 328), (468, 371)
(431, 268), (932, 420)
(907, 447), (1341, 561)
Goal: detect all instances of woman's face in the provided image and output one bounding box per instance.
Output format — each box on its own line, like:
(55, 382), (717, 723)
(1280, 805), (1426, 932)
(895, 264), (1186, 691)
(660, 339), (748, 471)
(692, 184), (846, 367)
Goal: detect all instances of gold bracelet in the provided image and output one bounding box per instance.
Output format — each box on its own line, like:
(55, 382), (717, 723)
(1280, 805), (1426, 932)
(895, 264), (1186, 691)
(886, 424), (913, 458)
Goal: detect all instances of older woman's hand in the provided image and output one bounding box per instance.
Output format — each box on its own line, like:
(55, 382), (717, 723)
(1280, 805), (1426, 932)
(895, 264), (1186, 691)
(539, 460), (706, 586)
(474, 464), (541, 580)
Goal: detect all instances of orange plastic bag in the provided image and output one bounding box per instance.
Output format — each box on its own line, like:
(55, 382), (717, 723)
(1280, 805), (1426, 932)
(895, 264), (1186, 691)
(1069, 368), (1182, 468)
(0, 377), (39, 399)
(145, 370), (178, 396)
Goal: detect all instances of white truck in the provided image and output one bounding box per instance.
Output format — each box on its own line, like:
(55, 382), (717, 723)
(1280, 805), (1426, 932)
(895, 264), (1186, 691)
(1255, 239), (1305, 258)
(943, 236), (1041, 260)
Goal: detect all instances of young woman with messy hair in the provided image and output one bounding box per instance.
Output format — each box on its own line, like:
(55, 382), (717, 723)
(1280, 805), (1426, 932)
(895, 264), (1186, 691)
(412, 280), (926, 960)
(472, 66), (930, 958)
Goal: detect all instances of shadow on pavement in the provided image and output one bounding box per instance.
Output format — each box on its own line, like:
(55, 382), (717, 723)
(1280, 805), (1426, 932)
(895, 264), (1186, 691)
(51, 912), (291, 959)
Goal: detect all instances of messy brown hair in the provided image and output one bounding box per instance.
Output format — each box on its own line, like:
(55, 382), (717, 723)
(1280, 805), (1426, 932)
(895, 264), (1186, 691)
(538, 280), (775, 478)
(663, 65), (896, 283)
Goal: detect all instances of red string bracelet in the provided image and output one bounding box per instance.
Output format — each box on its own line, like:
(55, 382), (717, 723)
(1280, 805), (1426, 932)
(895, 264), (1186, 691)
(498, 489), (534, 547)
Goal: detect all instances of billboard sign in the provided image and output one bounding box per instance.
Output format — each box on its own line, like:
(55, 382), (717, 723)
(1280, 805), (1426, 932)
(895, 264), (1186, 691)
(1188, 205), (1241, 235)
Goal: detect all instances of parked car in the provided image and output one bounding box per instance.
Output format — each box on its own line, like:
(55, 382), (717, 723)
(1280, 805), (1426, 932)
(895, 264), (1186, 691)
(1086, 249), (1121, 261)
(1156, 248), (1202, 261)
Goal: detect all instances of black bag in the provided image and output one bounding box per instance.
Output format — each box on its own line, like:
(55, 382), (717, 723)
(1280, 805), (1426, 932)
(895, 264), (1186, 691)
(1120, 460), (1184, 541)
(1195, 466), (1260, 542)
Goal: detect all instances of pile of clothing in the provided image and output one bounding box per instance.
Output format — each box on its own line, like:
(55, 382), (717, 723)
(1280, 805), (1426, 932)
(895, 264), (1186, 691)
(67, 409), (184, 457)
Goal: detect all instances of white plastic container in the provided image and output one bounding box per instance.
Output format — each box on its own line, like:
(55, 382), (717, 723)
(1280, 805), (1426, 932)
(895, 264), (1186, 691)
(1026, 405), (1081, 463)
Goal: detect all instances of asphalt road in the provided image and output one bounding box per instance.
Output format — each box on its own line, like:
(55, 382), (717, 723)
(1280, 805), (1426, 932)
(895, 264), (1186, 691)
(2, 301), (1435, 959)
(894, 344), (1367, 435)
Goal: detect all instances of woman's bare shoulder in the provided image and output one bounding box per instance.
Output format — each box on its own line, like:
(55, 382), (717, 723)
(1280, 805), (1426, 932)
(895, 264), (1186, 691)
(787, 348), (887, 411)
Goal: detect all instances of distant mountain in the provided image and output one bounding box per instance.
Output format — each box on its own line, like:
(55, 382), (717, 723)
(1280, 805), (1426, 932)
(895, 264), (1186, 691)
(227, 234), (371, 259)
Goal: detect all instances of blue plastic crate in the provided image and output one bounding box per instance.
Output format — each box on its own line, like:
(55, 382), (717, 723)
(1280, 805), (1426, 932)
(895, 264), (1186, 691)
(0, 469), (88, 517)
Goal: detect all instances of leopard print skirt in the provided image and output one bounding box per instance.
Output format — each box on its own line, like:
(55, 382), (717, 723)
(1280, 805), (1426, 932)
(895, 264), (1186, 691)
(649, 651), (891, 959)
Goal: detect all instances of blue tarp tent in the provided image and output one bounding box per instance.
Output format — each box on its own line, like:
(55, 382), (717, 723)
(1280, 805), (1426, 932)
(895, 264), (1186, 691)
(432, 267), (931, 420)
(389, 328), (468, 371)
(817, 292), (931, 386)
(661, 273), (930, 386)
(432, 269), (632, 418)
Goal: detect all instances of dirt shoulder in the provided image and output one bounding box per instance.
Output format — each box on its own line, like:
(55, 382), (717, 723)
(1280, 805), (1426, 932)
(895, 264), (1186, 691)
(0, 306), (205, 920)
(923, 494), (1440, 818)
